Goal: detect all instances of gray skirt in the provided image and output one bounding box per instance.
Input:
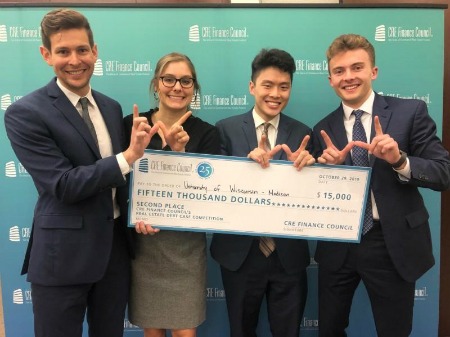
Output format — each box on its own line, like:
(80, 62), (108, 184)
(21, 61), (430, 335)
(128, 230), (206, 329)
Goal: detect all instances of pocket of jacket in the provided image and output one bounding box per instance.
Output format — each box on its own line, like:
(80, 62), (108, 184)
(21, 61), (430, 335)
(36, 215), (83, 229)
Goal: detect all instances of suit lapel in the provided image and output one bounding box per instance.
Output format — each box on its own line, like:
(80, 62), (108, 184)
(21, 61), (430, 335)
(47, 80), (101, 157)
(242, 111), (258, 151)
(370, 94), (392, 166)
(326, 106), (352, 165)
(93, 91), (122, 154)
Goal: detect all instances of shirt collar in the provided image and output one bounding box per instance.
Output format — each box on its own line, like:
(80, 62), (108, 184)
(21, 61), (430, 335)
(252, 108), (280, 130)
(342, 90), (375, 120)
(56, 78), (95, 108)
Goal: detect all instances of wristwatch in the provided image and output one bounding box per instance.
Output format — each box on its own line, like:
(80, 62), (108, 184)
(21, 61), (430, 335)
(392, 150), (407, 169)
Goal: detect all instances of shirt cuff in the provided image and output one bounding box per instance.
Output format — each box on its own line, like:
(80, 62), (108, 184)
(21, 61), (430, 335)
(116, 153), (132, 175)
(394, 157), (411, 181)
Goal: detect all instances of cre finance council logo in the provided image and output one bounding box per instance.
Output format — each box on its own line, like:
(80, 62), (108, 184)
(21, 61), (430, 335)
(374, 24), (433, 42)
(5, 161), (30, 178)
(301, 317), (319, 330)
(1, 94), (23, 110)
(13, 288), (32, 305)
(414, 286), (428, 301)
(124, 319), (140, 331)
(295, 58), (328, 76)
(9, 225), (31, 242)
(206, 287), (226, 301)
(201, 93), (249, 111)
(188, 24), (249, 43)
(93, 59), (152, 76)
(138, 158), (149, 173)
(378, 91), (431, 105)
(0, 23), (41, 43)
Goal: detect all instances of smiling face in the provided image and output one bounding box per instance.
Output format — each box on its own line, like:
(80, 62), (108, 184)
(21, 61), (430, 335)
(156, 61), (194, 113)
(40, 28), (97, 97)
(249, 66), (292, 121)
(328, 48), (378, 109)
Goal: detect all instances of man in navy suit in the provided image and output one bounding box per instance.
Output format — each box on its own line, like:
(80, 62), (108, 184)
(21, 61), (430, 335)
(4, 9), (156, 337)
(210, 48), (315, 337)
(312, 34), (450, 337)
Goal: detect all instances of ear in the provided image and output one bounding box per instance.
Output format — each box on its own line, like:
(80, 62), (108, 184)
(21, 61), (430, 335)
(91, 43), (98, 60)
(371, 66), (378, 80)
(249, 80), (255, 95)
(40, 46), (53, 66)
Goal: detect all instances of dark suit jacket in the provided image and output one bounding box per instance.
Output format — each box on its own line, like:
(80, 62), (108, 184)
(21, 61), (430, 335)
(210, 110), (311, 274)
(312, 93), (450, 282)
(4, 78), (131, 286)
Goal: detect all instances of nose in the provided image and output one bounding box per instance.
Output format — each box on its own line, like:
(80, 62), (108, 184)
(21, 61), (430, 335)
(68, 51), (81, 65)
(343, 68), (355, 81)
(172, 79), (183, 90)
(269, 86), (281, 98)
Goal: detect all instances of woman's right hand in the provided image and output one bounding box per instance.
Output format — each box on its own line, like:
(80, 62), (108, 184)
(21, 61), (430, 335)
(135, 221), (160, 235)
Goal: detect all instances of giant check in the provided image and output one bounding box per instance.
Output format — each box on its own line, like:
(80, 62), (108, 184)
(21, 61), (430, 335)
(129, 150), (372, 242)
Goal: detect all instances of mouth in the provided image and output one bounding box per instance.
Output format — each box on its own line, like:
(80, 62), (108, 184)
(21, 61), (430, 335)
(67, 69), (85, 76)
(168, 95), (185, 100)
(265, 100), (281, 107)
(342, 83), (360, 91)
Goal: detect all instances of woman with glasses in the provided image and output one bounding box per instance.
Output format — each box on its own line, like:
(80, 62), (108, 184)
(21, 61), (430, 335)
(123, 52), (220, 337)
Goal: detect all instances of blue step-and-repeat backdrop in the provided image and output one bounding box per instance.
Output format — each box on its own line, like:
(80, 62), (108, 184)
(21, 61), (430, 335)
(0, 5), (444, 337)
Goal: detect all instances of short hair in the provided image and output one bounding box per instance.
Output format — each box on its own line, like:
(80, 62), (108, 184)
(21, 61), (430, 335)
(326, 34), (376, 68)
(251, 48), (296, 83)
(41, 9), (94, 50)
(150, 52), (201, 95)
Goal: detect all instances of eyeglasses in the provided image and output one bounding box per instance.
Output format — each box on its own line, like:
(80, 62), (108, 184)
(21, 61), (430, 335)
(160, 76), (195, 89)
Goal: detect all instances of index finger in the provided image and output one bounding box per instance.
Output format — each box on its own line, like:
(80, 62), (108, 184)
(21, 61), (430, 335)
(320, 130), (335, 149)
(133, 104), (139, 119)
(297, 135), (310, 152)
(176, 111), (192, 126)
(258, 134), (269, 150)
(374, 115), (383, 136)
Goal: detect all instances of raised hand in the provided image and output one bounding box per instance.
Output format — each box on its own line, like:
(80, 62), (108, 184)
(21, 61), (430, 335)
(156, 111), (192, 152)
(317, 130), (354, 165)
(281, 135), (315, 171)
(247, 133), (283, 169)
(353, 116), (402, 165)
(123, 104), (159, 165)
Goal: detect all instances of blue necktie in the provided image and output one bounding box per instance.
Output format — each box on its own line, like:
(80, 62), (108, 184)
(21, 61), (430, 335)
(352, 110), (373, 235)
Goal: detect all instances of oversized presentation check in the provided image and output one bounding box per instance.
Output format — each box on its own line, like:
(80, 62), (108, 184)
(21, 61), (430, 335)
(129, 150), (372, 242)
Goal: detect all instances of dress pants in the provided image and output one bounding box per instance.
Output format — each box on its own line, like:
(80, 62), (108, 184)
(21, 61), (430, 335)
(221, 239), (307, 337)
(318, 222), (415, 337)
(31, 219), (130, 337)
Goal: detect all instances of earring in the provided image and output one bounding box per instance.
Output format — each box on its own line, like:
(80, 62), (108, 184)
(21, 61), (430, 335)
(153, 92), (159, 101)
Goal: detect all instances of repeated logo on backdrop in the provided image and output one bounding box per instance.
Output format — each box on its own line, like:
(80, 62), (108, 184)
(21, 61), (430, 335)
(374, 24), (434, 42)
(0, 23), (40, 42)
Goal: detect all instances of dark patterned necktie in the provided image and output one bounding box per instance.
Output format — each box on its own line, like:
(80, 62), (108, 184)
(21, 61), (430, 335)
(262, 122), (272, 150)
(259, 122), (276, 256)
(352, 110), (373, 235)
(79, 97), (98, 148)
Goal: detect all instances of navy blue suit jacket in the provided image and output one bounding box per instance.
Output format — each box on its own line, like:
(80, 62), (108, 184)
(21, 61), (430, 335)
(312, 93), (450, 282)
(4, 78), (131, 286)
(210, 110), (311, 274)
